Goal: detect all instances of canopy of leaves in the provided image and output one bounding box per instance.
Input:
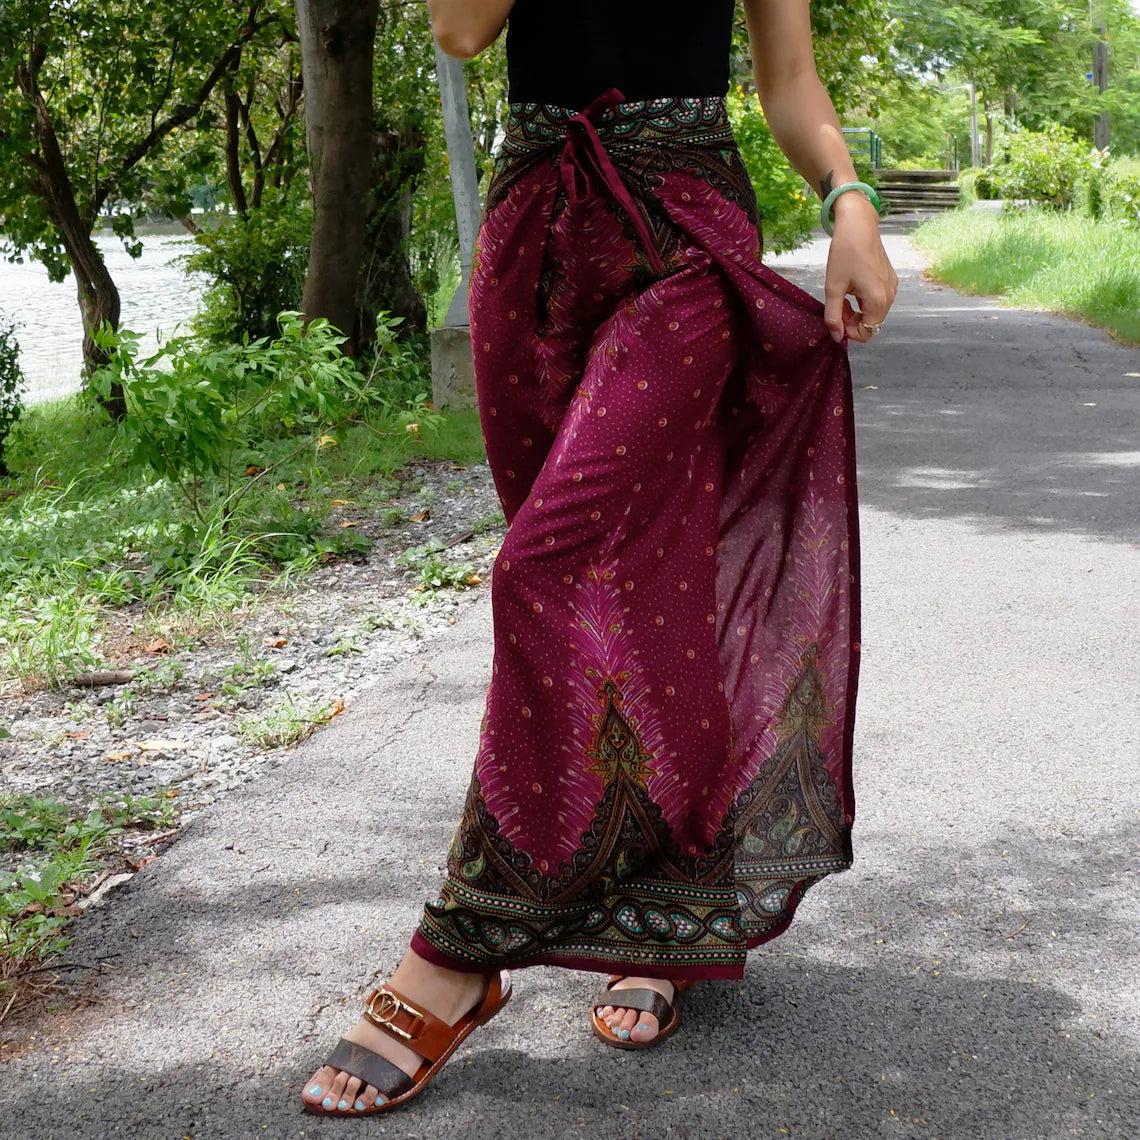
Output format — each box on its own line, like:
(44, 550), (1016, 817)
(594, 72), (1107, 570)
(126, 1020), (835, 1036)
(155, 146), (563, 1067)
(0, 0), (285, 279)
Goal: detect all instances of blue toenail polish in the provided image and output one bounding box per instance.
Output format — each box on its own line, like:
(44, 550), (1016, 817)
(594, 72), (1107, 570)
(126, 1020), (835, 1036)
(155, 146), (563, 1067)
(338, 1100), (348, 1110)
(376, 1094), (387, 1105)
(619, 1028), (630, 1039)
(307, 1085), (322, 1096)
(321, 1097), (332, 1108)
(355, 1099), (365, 1111)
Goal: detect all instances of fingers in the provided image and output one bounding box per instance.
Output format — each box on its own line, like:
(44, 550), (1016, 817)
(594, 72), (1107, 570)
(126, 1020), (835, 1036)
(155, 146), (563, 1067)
(843, 279), (898, 345)
(824, 280), (848, 344)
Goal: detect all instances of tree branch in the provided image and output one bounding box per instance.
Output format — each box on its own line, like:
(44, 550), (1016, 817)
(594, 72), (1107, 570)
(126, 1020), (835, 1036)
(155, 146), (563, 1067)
(94, 4), (276, 210)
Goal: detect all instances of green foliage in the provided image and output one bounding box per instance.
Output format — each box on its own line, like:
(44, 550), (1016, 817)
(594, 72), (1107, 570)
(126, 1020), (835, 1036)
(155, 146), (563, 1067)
(90, 312), (368, 509)
(0, 586), (102, 692)
(991, 123), (1098, 210)
(869, 81), (972, 169)
(237, 691), (334, 749)
(184, 201), (312, 342)
(0, 314), (25, 476)
(0, 0), (291, 277)
(783, 0), (897, 118)
(396, 542), (481, 591)
(886, 1), (1098, 134)
(1, 793), (176, 968)
(726, 87), (816, 254)
(971, 168), (999, 200)
(1102, 158), (1140, 227)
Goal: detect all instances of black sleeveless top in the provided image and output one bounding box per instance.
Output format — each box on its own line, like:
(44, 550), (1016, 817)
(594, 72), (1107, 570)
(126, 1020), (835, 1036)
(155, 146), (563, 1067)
(505, 0), (736, 109)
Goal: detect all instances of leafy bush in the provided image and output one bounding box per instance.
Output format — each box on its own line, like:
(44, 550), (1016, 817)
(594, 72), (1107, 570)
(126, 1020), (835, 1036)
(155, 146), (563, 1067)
(727, 86), (818, 253)
(990, 123), (1097, 210)
(0, 314), (25, 477)
(1104, 167), (1140, 228)
(91, 312), (368, 506)
(183, 200), (312, 343)
(86, 311), (446, 577)
(958, 167), (997, 204)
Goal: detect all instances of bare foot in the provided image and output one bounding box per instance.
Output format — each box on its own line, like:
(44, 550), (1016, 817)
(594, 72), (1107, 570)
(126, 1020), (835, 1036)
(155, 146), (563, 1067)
(596, 977), (676, 1045)
(300, 949), (491, 1114)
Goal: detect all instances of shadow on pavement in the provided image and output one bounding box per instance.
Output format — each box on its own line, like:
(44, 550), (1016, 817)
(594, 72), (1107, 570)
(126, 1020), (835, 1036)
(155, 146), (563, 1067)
(2, 823), (1136, 1139)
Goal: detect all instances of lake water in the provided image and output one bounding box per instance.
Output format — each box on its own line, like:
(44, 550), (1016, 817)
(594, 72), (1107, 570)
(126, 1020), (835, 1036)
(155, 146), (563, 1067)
(0, 231), (207, 404)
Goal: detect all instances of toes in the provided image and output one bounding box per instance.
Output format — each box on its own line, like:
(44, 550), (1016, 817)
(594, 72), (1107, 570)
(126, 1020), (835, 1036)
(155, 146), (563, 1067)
(616, 1008), (641, 1040)
(302, 1066), (336, 1106)
(356, 1084), (387, 1112)
(342, 1076), (363, 1109)
(306, 1069), (382, 1113)
(629, 1012), (660, 1043)
(328, 1067), (348, 1103)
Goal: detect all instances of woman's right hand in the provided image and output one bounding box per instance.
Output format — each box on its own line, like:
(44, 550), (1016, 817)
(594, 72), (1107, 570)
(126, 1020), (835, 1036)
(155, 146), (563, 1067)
(823, 192), (898, 345)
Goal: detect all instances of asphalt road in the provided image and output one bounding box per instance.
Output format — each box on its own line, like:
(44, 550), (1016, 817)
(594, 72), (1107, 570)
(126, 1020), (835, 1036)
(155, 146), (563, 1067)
(2, 216), (1138, 1139)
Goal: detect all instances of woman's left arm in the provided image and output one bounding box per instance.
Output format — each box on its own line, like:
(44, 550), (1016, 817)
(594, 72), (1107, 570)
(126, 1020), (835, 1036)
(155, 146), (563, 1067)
(742, 0), (898, 344)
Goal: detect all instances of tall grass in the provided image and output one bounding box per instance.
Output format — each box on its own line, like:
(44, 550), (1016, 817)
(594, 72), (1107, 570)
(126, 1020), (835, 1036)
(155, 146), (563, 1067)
(912, 208), (1140, 344)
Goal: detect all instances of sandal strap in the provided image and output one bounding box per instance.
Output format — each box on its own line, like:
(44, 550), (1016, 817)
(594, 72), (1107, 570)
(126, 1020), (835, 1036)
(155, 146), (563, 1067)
(360, 983), (456, 1064)
(360, 975), (505, 1064)
(325, 1037), (415, 1100)
(597, 986), (674, 1026)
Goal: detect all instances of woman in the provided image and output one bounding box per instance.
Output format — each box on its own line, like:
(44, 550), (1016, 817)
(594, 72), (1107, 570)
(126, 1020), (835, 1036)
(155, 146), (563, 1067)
(302, 0), (897, 1117)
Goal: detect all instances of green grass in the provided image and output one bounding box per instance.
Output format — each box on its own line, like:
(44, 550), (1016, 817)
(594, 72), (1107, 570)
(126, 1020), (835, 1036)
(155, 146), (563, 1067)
(912, 208), (1140, 344)
(0, 392), (486, 692)
(1, 793), (177, 975)
(237, 691), (338, 750)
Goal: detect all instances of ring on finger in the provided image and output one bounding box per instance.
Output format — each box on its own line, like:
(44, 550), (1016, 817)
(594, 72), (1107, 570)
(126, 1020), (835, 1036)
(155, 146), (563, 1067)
(859, 319), (884, 336)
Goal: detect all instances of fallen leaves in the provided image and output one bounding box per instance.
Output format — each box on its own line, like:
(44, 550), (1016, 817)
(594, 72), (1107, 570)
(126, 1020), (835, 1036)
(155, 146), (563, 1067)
(317, 698), (345, 723)
(409, 509), (430, 522)
(145, 636), (172, 655)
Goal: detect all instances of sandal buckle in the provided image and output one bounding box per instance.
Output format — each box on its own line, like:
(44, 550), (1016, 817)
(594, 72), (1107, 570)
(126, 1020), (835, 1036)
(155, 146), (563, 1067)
(362, 988), (426, 1041)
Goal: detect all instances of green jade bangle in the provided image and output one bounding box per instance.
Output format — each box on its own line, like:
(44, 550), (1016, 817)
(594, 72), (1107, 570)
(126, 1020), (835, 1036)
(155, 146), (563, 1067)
(820, 180), (881, 236)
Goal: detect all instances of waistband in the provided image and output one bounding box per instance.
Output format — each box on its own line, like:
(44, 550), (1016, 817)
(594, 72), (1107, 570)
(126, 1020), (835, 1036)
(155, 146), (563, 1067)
(501, 94), (733, 157)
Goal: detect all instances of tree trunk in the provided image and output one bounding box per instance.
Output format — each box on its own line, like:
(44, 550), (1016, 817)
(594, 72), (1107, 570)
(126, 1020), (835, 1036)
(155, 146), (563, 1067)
(295, 0), (379, 347)
(17, 53), (125, 417)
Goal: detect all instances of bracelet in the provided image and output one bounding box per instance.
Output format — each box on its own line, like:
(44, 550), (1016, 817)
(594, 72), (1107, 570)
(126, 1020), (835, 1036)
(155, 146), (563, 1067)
(820, 181), (881, 236)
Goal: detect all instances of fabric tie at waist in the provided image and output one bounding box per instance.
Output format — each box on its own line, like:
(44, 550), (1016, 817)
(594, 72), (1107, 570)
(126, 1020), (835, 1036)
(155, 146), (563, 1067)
(559, 87), (667, 275)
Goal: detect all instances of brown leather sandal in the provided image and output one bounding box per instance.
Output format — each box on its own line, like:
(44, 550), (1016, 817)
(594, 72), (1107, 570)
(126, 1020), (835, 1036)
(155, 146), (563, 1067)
(302, 969), (512, 1117)
(589, 974), (696, 1050)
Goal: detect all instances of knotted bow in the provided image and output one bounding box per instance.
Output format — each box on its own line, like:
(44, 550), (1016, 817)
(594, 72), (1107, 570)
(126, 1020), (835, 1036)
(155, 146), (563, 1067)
(559, 87), (667, 276)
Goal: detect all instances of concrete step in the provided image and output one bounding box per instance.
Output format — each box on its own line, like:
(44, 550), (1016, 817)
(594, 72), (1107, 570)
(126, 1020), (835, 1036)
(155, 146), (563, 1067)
(875, 168), (960, 185)
(881, 197), (961, 212)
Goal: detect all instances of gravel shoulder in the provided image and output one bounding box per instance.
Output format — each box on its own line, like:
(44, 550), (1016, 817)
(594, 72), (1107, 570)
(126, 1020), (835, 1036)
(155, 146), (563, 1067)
(1, 219), (1138, 1140)
(1, 459), (503, 822)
